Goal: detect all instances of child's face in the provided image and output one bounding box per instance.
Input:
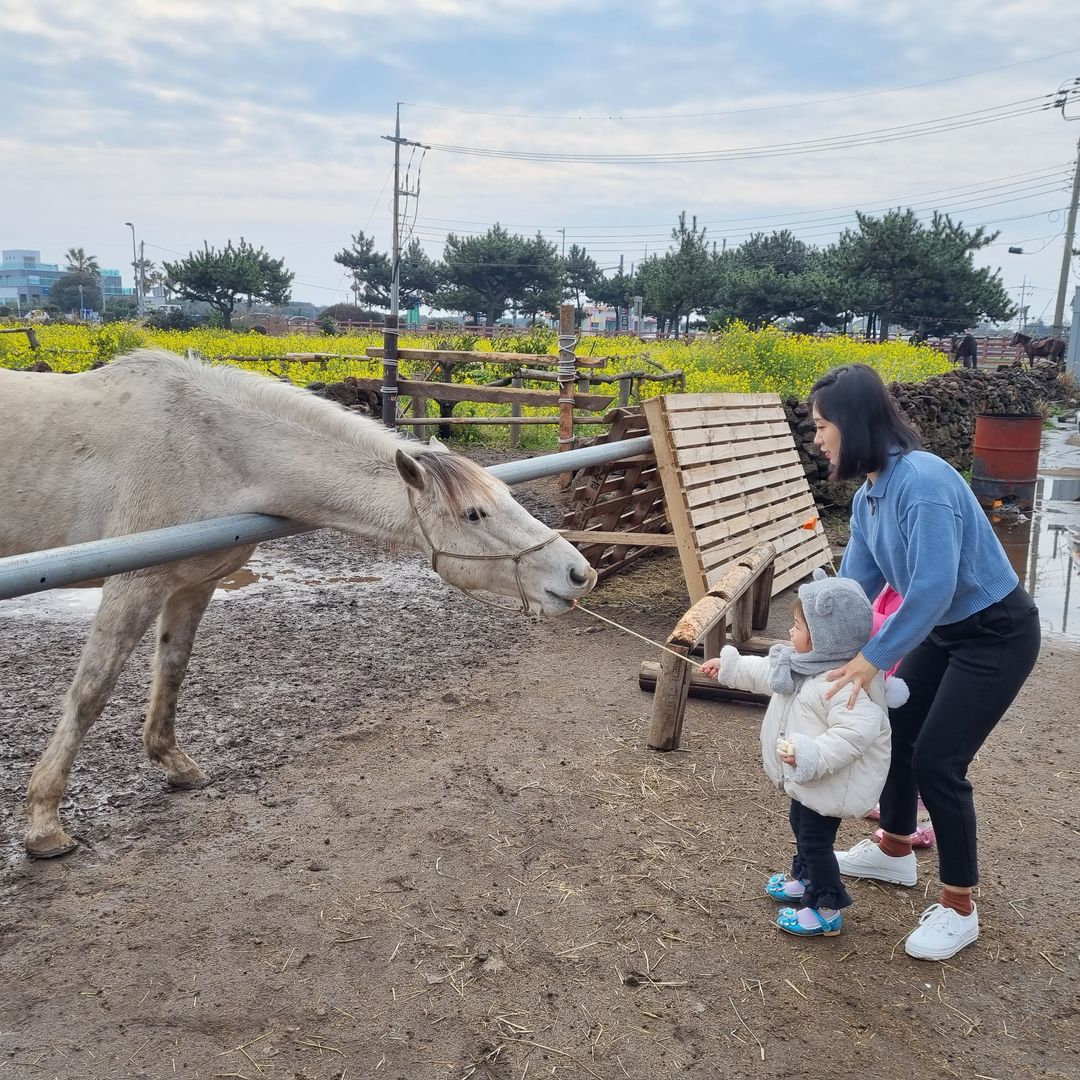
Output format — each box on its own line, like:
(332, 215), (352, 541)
(789, 605), (812, 653)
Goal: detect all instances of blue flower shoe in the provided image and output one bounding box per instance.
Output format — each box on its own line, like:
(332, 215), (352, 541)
(765, 873), (810, 902)
(776, 906), (844, 937)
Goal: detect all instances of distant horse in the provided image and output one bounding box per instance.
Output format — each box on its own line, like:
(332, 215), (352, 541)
(952, 334), (978, 369)
(0, 350), (597, 857)
(1010, 332), (1066, 366)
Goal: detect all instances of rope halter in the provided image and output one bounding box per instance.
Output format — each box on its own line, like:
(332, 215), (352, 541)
(407, 488), (561, 614)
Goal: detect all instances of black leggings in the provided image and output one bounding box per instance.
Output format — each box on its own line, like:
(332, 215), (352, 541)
(789, 800), (853, 910)
(879, 585), (1040, 886)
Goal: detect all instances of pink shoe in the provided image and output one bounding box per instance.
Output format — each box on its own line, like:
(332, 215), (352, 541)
(868, 798), (929, 825)
(874, 825), (936, 849)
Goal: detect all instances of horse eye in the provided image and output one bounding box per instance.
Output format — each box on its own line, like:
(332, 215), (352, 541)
(465, 507), (481, 522)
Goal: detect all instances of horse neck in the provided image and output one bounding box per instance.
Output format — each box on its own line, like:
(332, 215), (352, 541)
(222, 396), (420, 544)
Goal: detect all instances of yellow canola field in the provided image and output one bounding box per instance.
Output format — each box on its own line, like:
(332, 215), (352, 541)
(0, 321), (950, 404)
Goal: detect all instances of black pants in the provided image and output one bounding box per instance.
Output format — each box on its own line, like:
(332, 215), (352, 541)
(789, 800), (853, 910)
(880, 585), (1040, 886)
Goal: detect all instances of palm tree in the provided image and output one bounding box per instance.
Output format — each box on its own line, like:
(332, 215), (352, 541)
(146, 268), (172, 298)
(64, 247), (101, 279)
(133, 256), (155, 298)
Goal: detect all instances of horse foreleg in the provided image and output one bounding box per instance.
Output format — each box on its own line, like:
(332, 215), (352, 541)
(143, 582), (216, 788)
(25, 580), (161, 858)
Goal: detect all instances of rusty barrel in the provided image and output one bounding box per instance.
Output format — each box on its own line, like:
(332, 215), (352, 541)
(970, 413), (1043, 511)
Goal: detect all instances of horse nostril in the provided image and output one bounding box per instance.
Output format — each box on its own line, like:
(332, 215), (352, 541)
(569, 566), (589, 587)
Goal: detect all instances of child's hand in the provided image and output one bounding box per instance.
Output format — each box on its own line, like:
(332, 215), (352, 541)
(777, 737), (796, 766)
(700, 657), (722, 678)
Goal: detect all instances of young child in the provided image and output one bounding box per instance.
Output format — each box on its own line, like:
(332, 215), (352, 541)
(701, 570), (907, 938)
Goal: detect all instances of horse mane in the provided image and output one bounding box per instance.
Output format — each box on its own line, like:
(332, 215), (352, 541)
(111, 349), (503, 513)
(411, 449), (503, 514)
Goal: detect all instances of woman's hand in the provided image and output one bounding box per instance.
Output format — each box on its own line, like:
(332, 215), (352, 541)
(700, 657), (721, 678)
(824, 652), (880, 709)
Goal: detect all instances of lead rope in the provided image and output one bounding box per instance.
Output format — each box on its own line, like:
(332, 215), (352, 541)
(572, 510), (826, 670)
(574, 604), (704, 670)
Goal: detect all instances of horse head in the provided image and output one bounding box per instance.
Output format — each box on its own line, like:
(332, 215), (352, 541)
(394, 442), (596, 615)
(1008, 332), (1024, 347)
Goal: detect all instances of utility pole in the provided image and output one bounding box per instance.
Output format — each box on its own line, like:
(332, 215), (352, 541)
(379, 103), (429, 428)
(1051, 80), (1080, 339)
(124, 221), (141, 316)
(1052, 134), (1080, 339)
(557, 228), (566, 258)
(1017, 277), (1029, 331)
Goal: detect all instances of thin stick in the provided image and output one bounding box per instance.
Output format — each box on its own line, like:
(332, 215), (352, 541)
(576, 606), (703, 670)
(729, 997), (765, 1061)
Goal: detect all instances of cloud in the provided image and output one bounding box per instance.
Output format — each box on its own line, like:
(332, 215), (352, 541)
(3, 0), (1078, 305)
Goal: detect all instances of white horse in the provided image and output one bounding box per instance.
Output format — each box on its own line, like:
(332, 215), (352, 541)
(0, 349), (596, 857)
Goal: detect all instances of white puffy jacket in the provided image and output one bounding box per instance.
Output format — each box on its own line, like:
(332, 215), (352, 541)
(717, 645), (894, 819)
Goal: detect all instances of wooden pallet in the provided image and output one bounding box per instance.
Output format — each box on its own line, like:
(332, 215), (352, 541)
(560, 408), (673, 581)
(642, 393), (832, 604)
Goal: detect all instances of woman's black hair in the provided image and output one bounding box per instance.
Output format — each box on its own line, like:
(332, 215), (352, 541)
(808, 364), (921, 481)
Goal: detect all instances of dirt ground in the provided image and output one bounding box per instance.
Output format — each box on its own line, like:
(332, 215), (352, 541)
(1, 463), (1078, 1080)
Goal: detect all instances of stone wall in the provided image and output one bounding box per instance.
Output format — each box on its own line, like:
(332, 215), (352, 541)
(784, 363), (1070, 509)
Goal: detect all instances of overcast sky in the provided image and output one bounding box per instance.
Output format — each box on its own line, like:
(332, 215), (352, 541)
(5, 0), (1080, 324)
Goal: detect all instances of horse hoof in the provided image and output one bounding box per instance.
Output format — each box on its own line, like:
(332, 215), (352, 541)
(167, 773), (210, 791)
(25, 833), (79, 859)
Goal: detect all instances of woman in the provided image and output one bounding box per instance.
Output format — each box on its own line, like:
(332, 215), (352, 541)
(809, 364), (1040, 961)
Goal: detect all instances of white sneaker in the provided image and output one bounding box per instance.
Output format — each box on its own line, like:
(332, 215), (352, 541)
(904, 903), (979, 961)
(834, 838), (917, 886)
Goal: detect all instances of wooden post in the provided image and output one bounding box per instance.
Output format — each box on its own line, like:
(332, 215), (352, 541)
(437, 361), (455, 439)
(751, 560), (775, 631)
(557, 303), (577, 488)
(617, 375), (632, 408)
(557, 303), (576, 453)
(509, 370), (523, 448)
(646, 644), (693, 751)
(731, 592), (754, 642)
(381, 313), (399, 429)
(703, 623), (726, 662)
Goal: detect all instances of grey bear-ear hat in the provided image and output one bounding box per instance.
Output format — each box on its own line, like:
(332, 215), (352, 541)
(797, 568), (873, 665)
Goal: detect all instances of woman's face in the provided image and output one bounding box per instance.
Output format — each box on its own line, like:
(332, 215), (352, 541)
(812, 405), (841, 471)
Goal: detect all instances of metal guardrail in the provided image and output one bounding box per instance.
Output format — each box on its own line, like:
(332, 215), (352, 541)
(0, 436), (654, 601)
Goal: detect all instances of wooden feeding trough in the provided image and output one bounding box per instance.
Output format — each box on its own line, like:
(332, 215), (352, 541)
(642, 542), (777, 751)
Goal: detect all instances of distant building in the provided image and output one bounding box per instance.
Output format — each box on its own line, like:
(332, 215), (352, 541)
(0, 249), (131, 310)
(579, 302), (655, 335)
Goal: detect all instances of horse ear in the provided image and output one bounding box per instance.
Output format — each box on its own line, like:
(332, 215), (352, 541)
(395, 449), (427, 492)
(427, 435), (449, 453)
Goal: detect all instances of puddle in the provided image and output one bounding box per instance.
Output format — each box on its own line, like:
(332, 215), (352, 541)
(0, 554), (385, 623)
(989, 444), (1080, 642)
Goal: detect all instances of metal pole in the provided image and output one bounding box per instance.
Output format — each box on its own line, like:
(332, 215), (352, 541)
(125, 221), (141, 316)
(381, 103), (402, 428)
(1052, 134), (1080, 339)
(0, 437), (655, 600)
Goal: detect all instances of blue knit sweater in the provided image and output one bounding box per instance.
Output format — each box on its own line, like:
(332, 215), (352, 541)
(839, 449), (1018, 671)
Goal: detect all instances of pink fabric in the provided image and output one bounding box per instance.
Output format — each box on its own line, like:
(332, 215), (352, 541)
(871, 585), (904, 678)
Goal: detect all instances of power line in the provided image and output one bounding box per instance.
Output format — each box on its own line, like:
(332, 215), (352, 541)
(419, 97), (1053, 165)
(404, 180), (1069, 251)
(408, 164), (1073, 237)
(400, 48), (1080, 122)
